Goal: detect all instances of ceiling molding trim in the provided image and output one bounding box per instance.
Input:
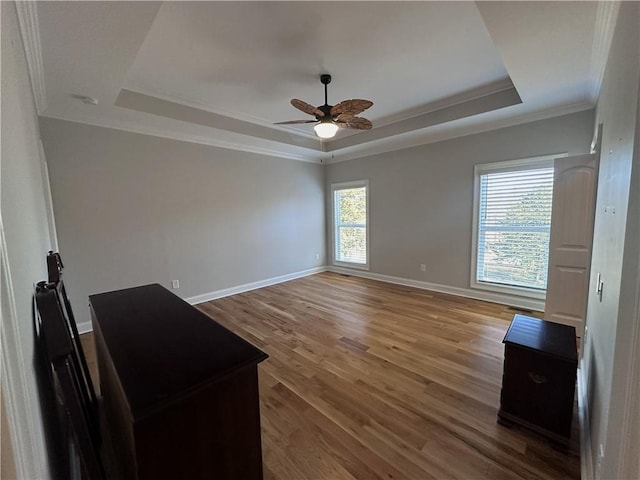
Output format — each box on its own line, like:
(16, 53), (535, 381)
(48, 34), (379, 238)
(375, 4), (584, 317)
(115, 89), (324, 151)
(39, 113), (322, 164)
(122, 84), (320, 141)
(324, 101), (594, 164)
(14, 1), (47, 114)
(328, 84), (522, 151)
(373, 77), (516, 129)
(589, 1), (621, 103)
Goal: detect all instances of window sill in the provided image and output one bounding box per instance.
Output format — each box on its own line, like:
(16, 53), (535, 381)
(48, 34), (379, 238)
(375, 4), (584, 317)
(333, 261), (370, 271)
(471, 281), (546, 301)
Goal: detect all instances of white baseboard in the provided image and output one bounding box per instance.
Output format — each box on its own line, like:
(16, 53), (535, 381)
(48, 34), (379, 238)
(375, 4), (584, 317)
(185, 266), (327, 305)
(77, 266), (327, 334)
(77, 320), (93, 335)
(78, 265), (543, 333)
(578, 362), (594, 480)
(77, 266), (328, 334)
(327, 266), (545, 312)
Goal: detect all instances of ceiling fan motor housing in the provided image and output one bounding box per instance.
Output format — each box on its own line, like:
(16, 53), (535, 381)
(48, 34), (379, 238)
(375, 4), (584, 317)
(318, 104), (334, 120)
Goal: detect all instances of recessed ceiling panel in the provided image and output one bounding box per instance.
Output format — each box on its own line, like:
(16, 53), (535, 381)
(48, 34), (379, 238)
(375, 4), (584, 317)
(124, 2), (510, 126)
(31, 1), (600, 162)
(477, 1), (598, 106)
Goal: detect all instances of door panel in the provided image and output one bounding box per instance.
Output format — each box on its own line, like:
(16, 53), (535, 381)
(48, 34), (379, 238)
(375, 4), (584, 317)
(544, 154), (598, 335)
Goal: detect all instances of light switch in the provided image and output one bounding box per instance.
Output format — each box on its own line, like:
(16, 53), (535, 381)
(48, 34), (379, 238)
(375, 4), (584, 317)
(596, 273), (604, 302)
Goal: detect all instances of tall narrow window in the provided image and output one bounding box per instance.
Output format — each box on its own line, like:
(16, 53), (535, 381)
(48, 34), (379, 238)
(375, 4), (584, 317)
(332, 180), (369, 268)
(472, 156), (558, 296)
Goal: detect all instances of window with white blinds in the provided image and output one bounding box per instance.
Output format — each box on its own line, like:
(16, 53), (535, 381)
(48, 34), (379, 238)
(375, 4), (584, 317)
(332, 180), (369, 268)
(474, 160), (555, 293)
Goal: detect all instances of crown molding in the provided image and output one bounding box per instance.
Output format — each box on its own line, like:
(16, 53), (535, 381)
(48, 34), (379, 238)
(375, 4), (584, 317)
(40, 112), (323, 164)
(41, 99), (594, 167)
(14, 1), (47, 114)
(306, 78), (518, 144)
(124, 79), (517, 148)
(324, 101), (594, 164)
(373, 77), (517, 129)
(327, 83), (521, 151)
(589, 1), (621, 103)
(123, 84), (320, 141)
(115, 89), (324, 152)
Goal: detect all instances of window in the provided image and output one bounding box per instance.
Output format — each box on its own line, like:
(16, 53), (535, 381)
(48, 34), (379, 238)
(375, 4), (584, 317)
(472, 155), (562, 297)
(332, 180), (369, 269)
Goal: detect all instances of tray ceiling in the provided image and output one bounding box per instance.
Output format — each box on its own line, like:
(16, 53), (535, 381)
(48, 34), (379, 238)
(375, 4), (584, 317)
(28, 1), (603, 163)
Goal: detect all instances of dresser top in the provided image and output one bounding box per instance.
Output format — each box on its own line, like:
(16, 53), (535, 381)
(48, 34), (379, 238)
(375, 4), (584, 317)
(503, 314), (577, 363)
(89, 283), (267, 420)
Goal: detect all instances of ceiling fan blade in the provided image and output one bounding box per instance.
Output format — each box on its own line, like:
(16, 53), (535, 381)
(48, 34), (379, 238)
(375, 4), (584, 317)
(335, 112), (355, 122)
(330, 99), (373, 118)
(275, 119), (319, 125)
(336, 116), (373, 130)
(291, 99), (325, 118)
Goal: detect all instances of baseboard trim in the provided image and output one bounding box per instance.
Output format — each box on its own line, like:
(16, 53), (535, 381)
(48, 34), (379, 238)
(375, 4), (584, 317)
(327, 267), (545, 312)
(578, 362), (594, 480)
(77, 266), (544, 332)
(77, 320), (93, 335)
(185, 266), (327, 305)
(76, 266), (328, 334)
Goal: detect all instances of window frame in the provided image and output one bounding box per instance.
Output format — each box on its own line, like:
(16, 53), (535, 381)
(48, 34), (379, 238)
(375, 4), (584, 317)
(470, 153), (566, 299)
(331, 179), (370, 270)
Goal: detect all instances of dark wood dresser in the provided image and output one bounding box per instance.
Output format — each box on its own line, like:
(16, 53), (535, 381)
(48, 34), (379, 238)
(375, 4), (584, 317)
(498, 314), (577, 446)
(89, 284), (268, 479)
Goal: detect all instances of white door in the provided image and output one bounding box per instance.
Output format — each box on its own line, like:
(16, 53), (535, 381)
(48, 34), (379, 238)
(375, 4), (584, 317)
(544, 154), (598, 335)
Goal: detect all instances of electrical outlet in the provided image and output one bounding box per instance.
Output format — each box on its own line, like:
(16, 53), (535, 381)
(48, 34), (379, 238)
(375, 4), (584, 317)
(171, 280), (180, 289)
(420, 264), (426, 272)
(315, 253), (320, 261)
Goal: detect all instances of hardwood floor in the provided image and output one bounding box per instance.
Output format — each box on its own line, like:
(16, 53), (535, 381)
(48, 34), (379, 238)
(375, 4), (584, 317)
(82, 272), (580, 479)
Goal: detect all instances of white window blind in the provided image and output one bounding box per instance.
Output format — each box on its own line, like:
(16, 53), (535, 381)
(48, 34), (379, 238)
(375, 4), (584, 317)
(333, 183), (368, 266)
(476, 166), (554, 290)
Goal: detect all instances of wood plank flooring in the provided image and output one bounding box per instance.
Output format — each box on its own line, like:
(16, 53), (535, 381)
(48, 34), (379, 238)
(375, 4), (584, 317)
(197, 272), (579, 480)
(82, 272), (580, 479)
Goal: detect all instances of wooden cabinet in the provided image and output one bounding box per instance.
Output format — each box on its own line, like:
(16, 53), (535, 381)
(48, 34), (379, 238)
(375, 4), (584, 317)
(90, 284), (268, 479)
(498, 314), (577, 446)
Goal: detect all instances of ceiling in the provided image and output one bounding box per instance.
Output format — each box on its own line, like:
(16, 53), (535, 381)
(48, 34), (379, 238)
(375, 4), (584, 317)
(24, 1), (610, 163)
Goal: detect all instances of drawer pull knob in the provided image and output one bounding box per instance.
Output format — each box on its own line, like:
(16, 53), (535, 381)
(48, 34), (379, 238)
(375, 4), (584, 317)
(528, 372), (548, 384)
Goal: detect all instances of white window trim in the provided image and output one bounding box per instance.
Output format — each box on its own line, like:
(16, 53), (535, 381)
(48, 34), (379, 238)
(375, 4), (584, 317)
(331, 179), (370, 270)
(470, 153), (567, 300)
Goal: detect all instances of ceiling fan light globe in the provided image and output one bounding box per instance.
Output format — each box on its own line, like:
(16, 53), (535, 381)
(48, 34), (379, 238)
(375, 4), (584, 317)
(314, 122), (339, 139)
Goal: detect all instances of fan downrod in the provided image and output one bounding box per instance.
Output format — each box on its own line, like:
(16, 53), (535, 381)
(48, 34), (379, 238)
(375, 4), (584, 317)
(320, 74), (332, 106)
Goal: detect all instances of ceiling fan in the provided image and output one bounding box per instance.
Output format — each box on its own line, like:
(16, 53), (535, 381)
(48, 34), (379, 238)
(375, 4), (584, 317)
(276, 74), (373, 139)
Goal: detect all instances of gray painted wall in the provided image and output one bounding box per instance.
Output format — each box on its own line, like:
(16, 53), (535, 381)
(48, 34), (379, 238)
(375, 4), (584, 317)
(582, 2), (640, 478)
(4, 2), (637, 477)
(1, 2), (54, 477)
(39, 119), (326, 330)
(325, 110), (594, 296)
